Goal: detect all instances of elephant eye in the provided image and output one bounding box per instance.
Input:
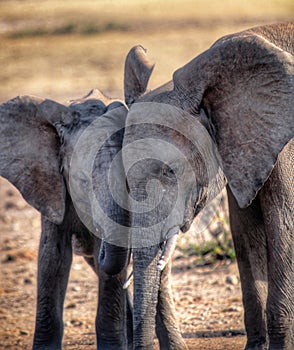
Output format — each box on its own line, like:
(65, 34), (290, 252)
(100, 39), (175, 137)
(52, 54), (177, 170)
(161, 165), (176, 179)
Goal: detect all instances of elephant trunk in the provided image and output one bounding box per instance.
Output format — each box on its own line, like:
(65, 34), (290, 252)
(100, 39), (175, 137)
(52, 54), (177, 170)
(132, 244), (162, 349)
(99, 241), (130, 276)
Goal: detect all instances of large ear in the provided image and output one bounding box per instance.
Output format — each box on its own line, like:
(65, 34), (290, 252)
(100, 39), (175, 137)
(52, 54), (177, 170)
(0, 95), (73, 224)
(124, 45), (155, 106)
(173, 23), (294, 208)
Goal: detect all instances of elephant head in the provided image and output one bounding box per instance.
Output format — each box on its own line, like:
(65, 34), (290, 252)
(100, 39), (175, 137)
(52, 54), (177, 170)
(0, 45), (154, 278)
(122, 22), (294, 348)
(0, 91), (128, 275)
(0, 46), (189, 350)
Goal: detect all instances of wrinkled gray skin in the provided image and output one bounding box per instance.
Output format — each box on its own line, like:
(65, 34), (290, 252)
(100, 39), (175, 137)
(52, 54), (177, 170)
(0, 90), (132, 350)
(123, 23), (294, 349)
(0, 47), (186, 349)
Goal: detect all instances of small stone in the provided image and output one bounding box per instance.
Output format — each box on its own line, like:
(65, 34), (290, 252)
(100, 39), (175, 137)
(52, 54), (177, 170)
(5, 201), (15, 209)
(20, 330), (28, 335)
(70, 319), (83, 327)
(66, 302), (76, 309)
(24, 278), (32, 284)
(225, 275), (239, 285)
(72, 286), (81, 292)
(223, 306), (242, 313)
(6, 189), (14, 197)
(3, 254), (16, 263)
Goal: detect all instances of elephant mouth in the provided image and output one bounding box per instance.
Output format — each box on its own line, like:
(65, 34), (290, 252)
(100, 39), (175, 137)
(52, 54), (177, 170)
(122, 225), (180, 289)
(180, 219), (193, 233)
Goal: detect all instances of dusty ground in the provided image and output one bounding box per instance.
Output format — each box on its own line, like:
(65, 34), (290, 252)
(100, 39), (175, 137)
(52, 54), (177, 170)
(0, 0), (294, 350)
(0, 177), (245, 349)
(1, 2), (292, 349)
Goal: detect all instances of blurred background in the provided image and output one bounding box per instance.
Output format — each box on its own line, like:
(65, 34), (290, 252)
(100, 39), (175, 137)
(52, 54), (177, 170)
(0, 0), (293, 103)
(0, 2), (293, 348)
(0, 0), (293, 260)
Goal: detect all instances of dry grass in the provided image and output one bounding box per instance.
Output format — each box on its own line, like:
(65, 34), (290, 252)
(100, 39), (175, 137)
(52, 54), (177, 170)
(0, 0), (293, 102)
(0, 0), (292, 25)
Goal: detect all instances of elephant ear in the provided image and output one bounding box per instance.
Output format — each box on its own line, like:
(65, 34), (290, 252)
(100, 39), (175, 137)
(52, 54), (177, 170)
(124, 45), (155, 106)
(173, 23), (294, 208)
(0, 95), (73, 224)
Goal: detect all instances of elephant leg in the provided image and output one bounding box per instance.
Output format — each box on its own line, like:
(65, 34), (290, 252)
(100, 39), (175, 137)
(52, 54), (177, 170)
(127, 292), (134, 350)
(126, 270), (134, 350)
(84, 256), (96, 272)
(33, 217), (72, 350)
(156, 259), (188, 350)
(85, 246), (133, 349)
(93, 240), (129, 350)
(96, 269), (129, 349)
(259, 142), (294, 350)
(227, 187), (268, 350)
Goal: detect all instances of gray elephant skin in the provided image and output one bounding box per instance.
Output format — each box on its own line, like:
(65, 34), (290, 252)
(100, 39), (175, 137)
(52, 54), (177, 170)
(122, 22), (293, 349)
(0, 47), (187, 350)
(0, 90), (132, 350)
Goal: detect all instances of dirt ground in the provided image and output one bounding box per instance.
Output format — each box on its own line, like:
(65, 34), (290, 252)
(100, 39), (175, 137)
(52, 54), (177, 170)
(1, 2), (292, 349)
(0, 177), (246, 349)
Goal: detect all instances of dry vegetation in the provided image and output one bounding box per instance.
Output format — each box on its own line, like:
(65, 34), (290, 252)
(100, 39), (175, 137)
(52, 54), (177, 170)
(0, 1), (293, 349)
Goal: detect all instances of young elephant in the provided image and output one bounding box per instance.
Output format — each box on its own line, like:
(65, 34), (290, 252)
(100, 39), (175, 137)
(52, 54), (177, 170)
(0, 90), (132, 349)
(0, 47), (187, 350)
(122, 23), (294, 349)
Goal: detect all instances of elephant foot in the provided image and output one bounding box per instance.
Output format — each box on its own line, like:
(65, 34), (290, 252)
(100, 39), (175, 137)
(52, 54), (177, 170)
(33, 326), (62, 350)
(245, 339), (268, 350)
(33, 339), (62, 350)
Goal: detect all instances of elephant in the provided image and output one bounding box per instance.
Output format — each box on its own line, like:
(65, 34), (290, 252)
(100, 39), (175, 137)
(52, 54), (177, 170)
(120, 22), (294, 349)
(0, 46), (187, 349)
(0, 89), (133, 350)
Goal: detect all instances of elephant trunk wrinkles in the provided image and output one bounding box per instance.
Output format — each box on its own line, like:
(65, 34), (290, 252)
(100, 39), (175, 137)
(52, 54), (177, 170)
(99, 241), (130, 276)
(133, 245), (162, 349)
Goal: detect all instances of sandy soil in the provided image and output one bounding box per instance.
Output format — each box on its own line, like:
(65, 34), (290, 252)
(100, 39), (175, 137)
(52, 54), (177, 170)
(0, 177), (246, 349)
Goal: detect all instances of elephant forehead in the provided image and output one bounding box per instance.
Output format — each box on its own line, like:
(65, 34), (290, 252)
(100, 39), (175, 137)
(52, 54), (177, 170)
(68, 105), (128, 210)
(126, 101), (189, 127)
(124, 102), (218, 166)
(125, 102), (211, 148)
(124, 102), (224, 191)
(122, 137), (184, 169)
(66, 104), (127, 144)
